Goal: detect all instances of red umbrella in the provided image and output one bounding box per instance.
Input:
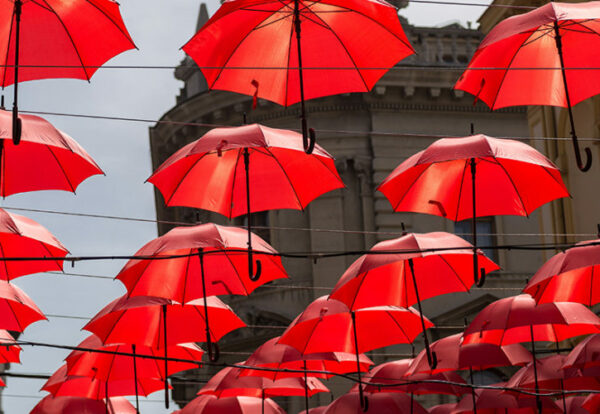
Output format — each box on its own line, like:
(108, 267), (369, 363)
(428, 403), (457, 414)
(182, 0), (413, 150)
(65, 335), (203, 412)
(562, 333), (600, 370)
(148, 123), (343, 279)
(454, 2), (600, 171)
(1, 0), (135, 143)
(0, 279), (45, 331)
(181, 395), (286, 414)
(453, 387), (561, 414)
(198, 365), (329, 398)
(31, 396), (136, 414)
(324, 391), (427, 414)
(84, 295), (245, 348)
(116, 222), (287, 364)
(377, 134), (568, 287)
(329, 231), (498, 367)
(562, 396), (592, 414)
(278, 296), (432, 409)
(299, 407), (328, 414)
(524, 239), (600, 305)
(0, 110), (103, 195)
(240, 336), (373, 380)
(360, 359), (469, 396)
(240, 336), (372, 413)
(42, 364), (168, 400)
(0, 208), (68, 279)
(462, 294), (600, 412)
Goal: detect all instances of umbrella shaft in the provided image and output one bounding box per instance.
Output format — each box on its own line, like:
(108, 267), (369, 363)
(13, 0), (21, 106)
(350, 311), (365, 406)
(408, 258), (433, 363)
(132, 344), (139, 414)
(304, 360), (309, 412)
(293, 0), (307, 119)
(529, 325), (541, 414)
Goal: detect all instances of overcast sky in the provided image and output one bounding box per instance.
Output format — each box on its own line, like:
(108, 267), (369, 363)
(1, 0), (489, 412)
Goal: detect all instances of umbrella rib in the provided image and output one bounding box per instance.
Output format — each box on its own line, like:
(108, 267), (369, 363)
(91, 309), (128, 345)
(38, 0), (91, 82)
(306, 9), (369, 91)
(254, 11), (293, 31)
(385, 309), (414, 345)
(390, 165), (431, 212)
(222, 248), (251, 296)
(83, 0), (136, 49)
(490, 37), (531, 109)
(494, 159), (529, 217)
(589, 266), (595, 307)
(452, 159), (469, 222)
(437, 254), (472, 292)
(310, 151), (345, 186)
(0, 242), (10, 281)
(284, 9), (294, 107)
(263, 147), (304, 210)
(122, 256), (156, 297)
(348, 269), (370, 310)
(1, 3), (16, 87)
(44, 144), (76, 193)
(228, 149), (243, 219)
(164, 152), (210, 207)
(39, 240), (64, 274)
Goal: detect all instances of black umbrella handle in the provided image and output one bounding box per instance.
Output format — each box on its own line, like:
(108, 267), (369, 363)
(301, 118), (316, 154)
(474, 267), (486, 288)
(248, 249), (262, 282)
(244, 148), (262, 281)
(553, 21), (592, 172)
(206, 339), (220, 362)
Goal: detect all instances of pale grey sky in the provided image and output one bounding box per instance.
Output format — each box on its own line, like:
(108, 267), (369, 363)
(1, 0), (489, 412)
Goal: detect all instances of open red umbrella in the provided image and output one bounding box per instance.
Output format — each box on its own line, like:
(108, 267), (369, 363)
(0, 208), (68, 279)
(148, 123), (343, 280)
(240, 336), (372, 413)
(182, 0), (413, 151)
(524, 238), (600, 305)
(324, 391), (427, 414)
(278, 296), (432, 409)
(462, 294), (600, 412)
(116, 222), (287, 364)
(329, 231), (498, 367)
(0, 110), (103, 195)
(31, 396), (136, 414)
(360, 359), (469, 396)
(198, 365), (329, 398)
(0, 329), (21, 363)
(562, 333), (600, 371)
(1, 0), (135, 143)
(65, 335), (203, 413)
(0, 279), (45, 331)
(454, 1), (600, 171)
(377, 134), (568, 287)
(42, 364), (168, 400)
(84, 295), (245, 348)
(181, 395), (286, 414)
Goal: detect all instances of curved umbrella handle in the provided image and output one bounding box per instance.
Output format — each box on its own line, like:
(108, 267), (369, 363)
(12, 110), (21, 145)
(360, 393), (369, 412)
(206, 339), (220, 362)
(573, 138), (592, 172)
(426, 349), (438, 371)
(301, 118), (316, 154)
(248, 250), (262, 282)
(475, 268), (486, 288)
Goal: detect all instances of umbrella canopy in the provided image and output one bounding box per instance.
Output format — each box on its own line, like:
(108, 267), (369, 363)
(198, 365), (329, 398)
(330, 232), (499, 310)
(583, 393), (600, 413)
(148, 124), (343, 217)
(360, 359), (469, 396)
(239, 336), (373, 380)
(0, 110), (103, 196)
(42, 365), (168, 399)
(562, 396), (592, 414)
(454, 1), (600, 171)
(0, 0), (135, 87)
(377, 135), (568, 221)
(428, 403), (457, 414)
(65, 335), (203, 380)
(299, 407), (328, 414)
(407, 333), (531, 375)
(278, 296), (433, 354)
(0, 279), (45, 331)
(30, 395), (136, 414)
(506, 354), (600, 393)
(181, 395), (286, 414)
(0, 208), (68, 279)
(453, 387), (561, 413)
(116, 223), (287, 303)
(454, 1), (600, 110)
(562, 333), (600, 370)
(83, 295), (246, 348)
(182, 0), (413, 107)
(524, 239), (600, 305)
(324, 391), (427, 414)
(462, 294), (600, 346)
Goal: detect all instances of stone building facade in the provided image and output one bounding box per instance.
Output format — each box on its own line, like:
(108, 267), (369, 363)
(149, 4), (557, 411)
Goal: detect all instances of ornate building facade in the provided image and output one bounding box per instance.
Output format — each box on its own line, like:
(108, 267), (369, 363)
(149, 4), (555, 410)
